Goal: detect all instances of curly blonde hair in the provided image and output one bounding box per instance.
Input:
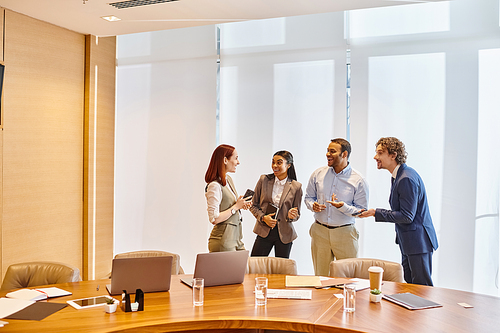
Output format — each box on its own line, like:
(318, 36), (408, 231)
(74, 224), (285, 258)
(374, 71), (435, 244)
(376, 137), (407, 165)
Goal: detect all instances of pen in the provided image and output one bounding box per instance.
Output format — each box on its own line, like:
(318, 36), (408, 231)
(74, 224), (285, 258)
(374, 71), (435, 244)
(97, 285), (100, 291)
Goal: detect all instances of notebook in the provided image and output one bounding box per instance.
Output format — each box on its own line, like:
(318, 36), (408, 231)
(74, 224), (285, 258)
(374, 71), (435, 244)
(6, 287), (71, 301)
(383, 292), (442, 310)
(106, 256), (173, 295)
(181, 250), (249, 287)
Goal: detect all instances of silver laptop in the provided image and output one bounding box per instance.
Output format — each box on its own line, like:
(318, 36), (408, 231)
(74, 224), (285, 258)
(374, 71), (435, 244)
(106, 256), (173, 295)
(181, 250), (249, 287)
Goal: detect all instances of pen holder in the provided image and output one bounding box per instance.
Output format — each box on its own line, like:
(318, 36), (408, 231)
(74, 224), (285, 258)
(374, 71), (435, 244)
(135, 289), (144, 311)
(121, 289), (144, 312)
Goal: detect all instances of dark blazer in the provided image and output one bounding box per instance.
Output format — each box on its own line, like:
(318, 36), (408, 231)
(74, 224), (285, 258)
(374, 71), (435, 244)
(374, 164), (438, 255)
(250, 174), (303, 244)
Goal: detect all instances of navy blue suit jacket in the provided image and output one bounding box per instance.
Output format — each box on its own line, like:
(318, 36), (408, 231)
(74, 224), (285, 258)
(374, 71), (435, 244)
(374, 164), (438, 255)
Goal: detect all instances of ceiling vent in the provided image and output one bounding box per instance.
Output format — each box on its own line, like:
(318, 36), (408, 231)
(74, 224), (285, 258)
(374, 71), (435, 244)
(109, 0), (178, 10)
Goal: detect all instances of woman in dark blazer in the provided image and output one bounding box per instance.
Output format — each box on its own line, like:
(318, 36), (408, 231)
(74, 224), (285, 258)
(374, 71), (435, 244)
(249, 151), (302, 258)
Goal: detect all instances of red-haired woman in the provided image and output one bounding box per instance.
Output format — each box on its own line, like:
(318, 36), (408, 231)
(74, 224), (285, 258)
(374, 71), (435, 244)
(205, 144), (251, 252)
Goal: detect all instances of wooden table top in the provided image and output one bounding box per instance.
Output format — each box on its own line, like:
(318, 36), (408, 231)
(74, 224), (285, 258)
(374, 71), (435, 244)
(1, 274), (499, 332)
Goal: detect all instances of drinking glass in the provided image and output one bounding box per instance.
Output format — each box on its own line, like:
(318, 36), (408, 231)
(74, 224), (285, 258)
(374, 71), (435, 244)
(255, 277), (268, 306)
(193, 278), (204, 306)
(343, 284), (356, 312)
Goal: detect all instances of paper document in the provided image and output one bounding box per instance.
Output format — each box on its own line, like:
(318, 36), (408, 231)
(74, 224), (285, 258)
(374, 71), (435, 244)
(316, 276), (357, 288)
(285, 276), (321, 287)
(331, 278), (371, 291)
(267, 289), (312, 300)
(0, 298), (34, 319)
(6, 287), (71, 301)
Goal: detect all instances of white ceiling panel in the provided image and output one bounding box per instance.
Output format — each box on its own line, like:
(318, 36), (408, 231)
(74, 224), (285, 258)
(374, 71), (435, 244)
(0, 0), (449, 36)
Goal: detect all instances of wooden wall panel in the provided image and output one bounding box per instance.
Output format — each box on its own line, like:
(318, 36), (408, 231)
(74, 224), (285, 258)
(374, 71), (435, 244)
(84, 35), (115, 280)
(0, 8), (4, 277)
(2, 10), (85, 277)
(0, 8), (4, 62)
(0, 130), (3, 278)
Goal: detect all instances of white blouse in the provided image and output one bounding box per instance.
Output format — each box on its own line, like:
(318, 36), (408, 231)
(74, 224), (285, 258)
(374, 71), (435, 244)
(205, 180), (237, 224)
(271, 176), (288, 206)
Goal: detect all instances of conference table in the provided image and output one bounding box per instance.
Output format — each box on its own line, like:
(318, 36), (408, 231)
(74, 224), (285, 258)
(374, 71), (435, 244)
(1, 274), (499, 332)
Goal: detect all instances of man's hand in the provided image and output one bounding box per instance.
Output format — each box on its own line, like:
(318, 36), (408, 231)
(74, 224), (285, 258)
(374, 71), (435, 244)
(357, 209), (376, 218)
(312, 202), (326, 212)
(326, 193), (344, 208)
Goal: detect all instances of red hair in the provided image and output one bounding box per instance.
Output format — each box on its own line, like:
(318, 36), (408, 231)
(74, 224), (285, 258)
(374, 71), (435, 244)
(205, 144), (235, 186)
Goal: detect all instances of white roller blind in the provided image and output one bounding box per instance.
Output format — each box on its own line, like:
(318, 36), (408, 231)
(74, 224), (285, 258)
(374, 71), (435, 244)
(115, 25), (217, 272)
(349, 0), (500, 293)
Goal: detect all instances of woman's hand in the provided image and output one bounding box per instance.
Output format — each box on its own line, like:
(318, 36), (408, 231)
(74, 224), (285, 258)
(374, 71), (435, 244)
(287, 207), (298, 220)
(234, 195), (252, 210)
(262, 213), (277, 228)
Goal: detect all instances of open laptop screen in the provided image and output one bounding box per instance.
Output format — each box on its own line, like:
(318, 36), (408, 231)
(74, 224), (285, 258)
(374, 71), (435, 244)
(107, 256), (173, 295)
(181, 250), (249, 287)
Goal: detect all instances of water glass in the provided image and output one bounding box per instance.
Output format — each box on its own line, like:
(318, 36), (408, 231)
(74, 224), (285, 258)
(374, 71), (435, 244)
(255, 277), (268, 306)
(193, 278), (204, 306)
(343, 284), (356, 312)
(317, 193), (325, 205)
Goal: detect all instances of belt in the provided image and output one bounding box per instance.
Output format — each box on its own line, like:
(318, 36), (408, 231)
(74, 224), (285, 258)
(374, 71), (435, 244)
(315, 221), (352, 229)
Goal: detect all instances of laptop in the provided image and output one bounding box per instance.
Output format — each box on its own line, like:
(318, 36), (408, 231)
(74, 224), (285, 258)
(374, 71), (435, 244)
(106, 256), (173, 295)
(181, 250), (249, 287)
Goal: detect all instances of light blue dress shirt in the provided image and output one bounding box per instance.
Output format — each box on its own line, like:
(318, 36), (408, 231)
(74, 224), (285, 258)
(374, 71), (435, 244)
(304, 164), (369, 226)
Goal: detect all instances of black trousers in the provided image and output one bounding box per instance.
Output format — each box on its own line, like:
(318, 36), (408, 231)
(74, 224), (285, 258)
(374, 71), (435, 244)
(250, 226), (292, 259)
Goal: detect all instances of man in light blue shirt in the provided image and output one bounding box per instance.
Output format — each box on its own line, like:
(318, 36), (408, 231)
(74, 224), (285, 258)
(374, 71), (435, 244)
(305, 138), (369, 276)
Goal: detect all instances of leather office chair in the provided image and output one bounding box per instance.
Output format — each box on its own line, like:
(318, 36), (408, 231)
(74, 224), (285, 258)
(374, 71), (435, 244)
(1, 261), (81, 291)
(329, 258), (405, 283)
(113, 250), (184, 275)
(247, 257), (298, 275)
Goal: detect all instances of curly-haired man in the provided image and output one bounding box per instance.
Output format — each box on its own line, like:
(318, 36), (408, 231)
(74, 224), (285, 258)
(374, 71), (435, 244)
(360, 137), (438, 286)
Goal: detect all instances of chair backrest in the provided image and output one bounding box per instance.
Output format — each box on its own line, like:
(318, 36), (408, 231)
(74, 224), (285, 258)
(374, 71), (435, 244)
(329, 258), (404, 283)
(114, 250), (184, 274)
(1, 261), (81, 291)
(247, 257), (297, 275)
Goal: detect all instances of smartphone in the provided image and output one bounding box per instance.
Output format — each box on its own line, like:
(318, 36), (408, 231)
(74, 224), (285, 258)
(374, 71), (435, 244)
(352, 210), (363, 216)
(243, 189), (255, 200)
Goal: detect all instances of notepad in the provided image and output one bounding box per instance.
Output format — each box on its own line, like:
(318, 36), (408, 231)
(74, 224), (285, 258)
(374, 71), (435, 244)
(285, 276), (321, 287)
(383, 292), (442, 310)
(267, 289), (312, 300)
(6, 287), (71, 301)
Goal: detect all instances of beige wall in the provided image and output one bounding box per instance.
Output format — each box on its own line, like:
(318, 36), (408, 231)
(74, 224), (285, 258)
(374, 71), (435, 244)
(0, 8), (115, 281)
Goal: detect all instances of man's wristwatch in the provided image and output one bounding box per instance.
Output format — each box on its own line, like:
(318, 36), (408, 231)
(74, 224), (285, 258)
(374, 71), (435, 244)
(231, 208), (236, 215)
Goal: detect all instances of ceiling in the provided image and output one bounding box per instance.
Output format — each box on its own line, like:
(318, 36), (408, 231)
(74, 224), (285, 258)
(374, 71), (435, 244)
(0, 0), (447, 37)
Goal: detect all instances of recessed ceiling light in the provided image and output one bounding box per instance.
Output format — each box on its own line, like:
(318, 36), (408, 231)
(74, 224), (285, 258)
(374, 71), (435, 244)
(101, 15), (122, 22)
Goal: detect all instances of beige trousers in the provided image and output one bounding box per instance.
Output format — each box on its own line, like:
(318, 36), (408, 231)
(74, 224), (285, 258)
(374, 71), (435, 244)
(309, 222), (359, 276)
